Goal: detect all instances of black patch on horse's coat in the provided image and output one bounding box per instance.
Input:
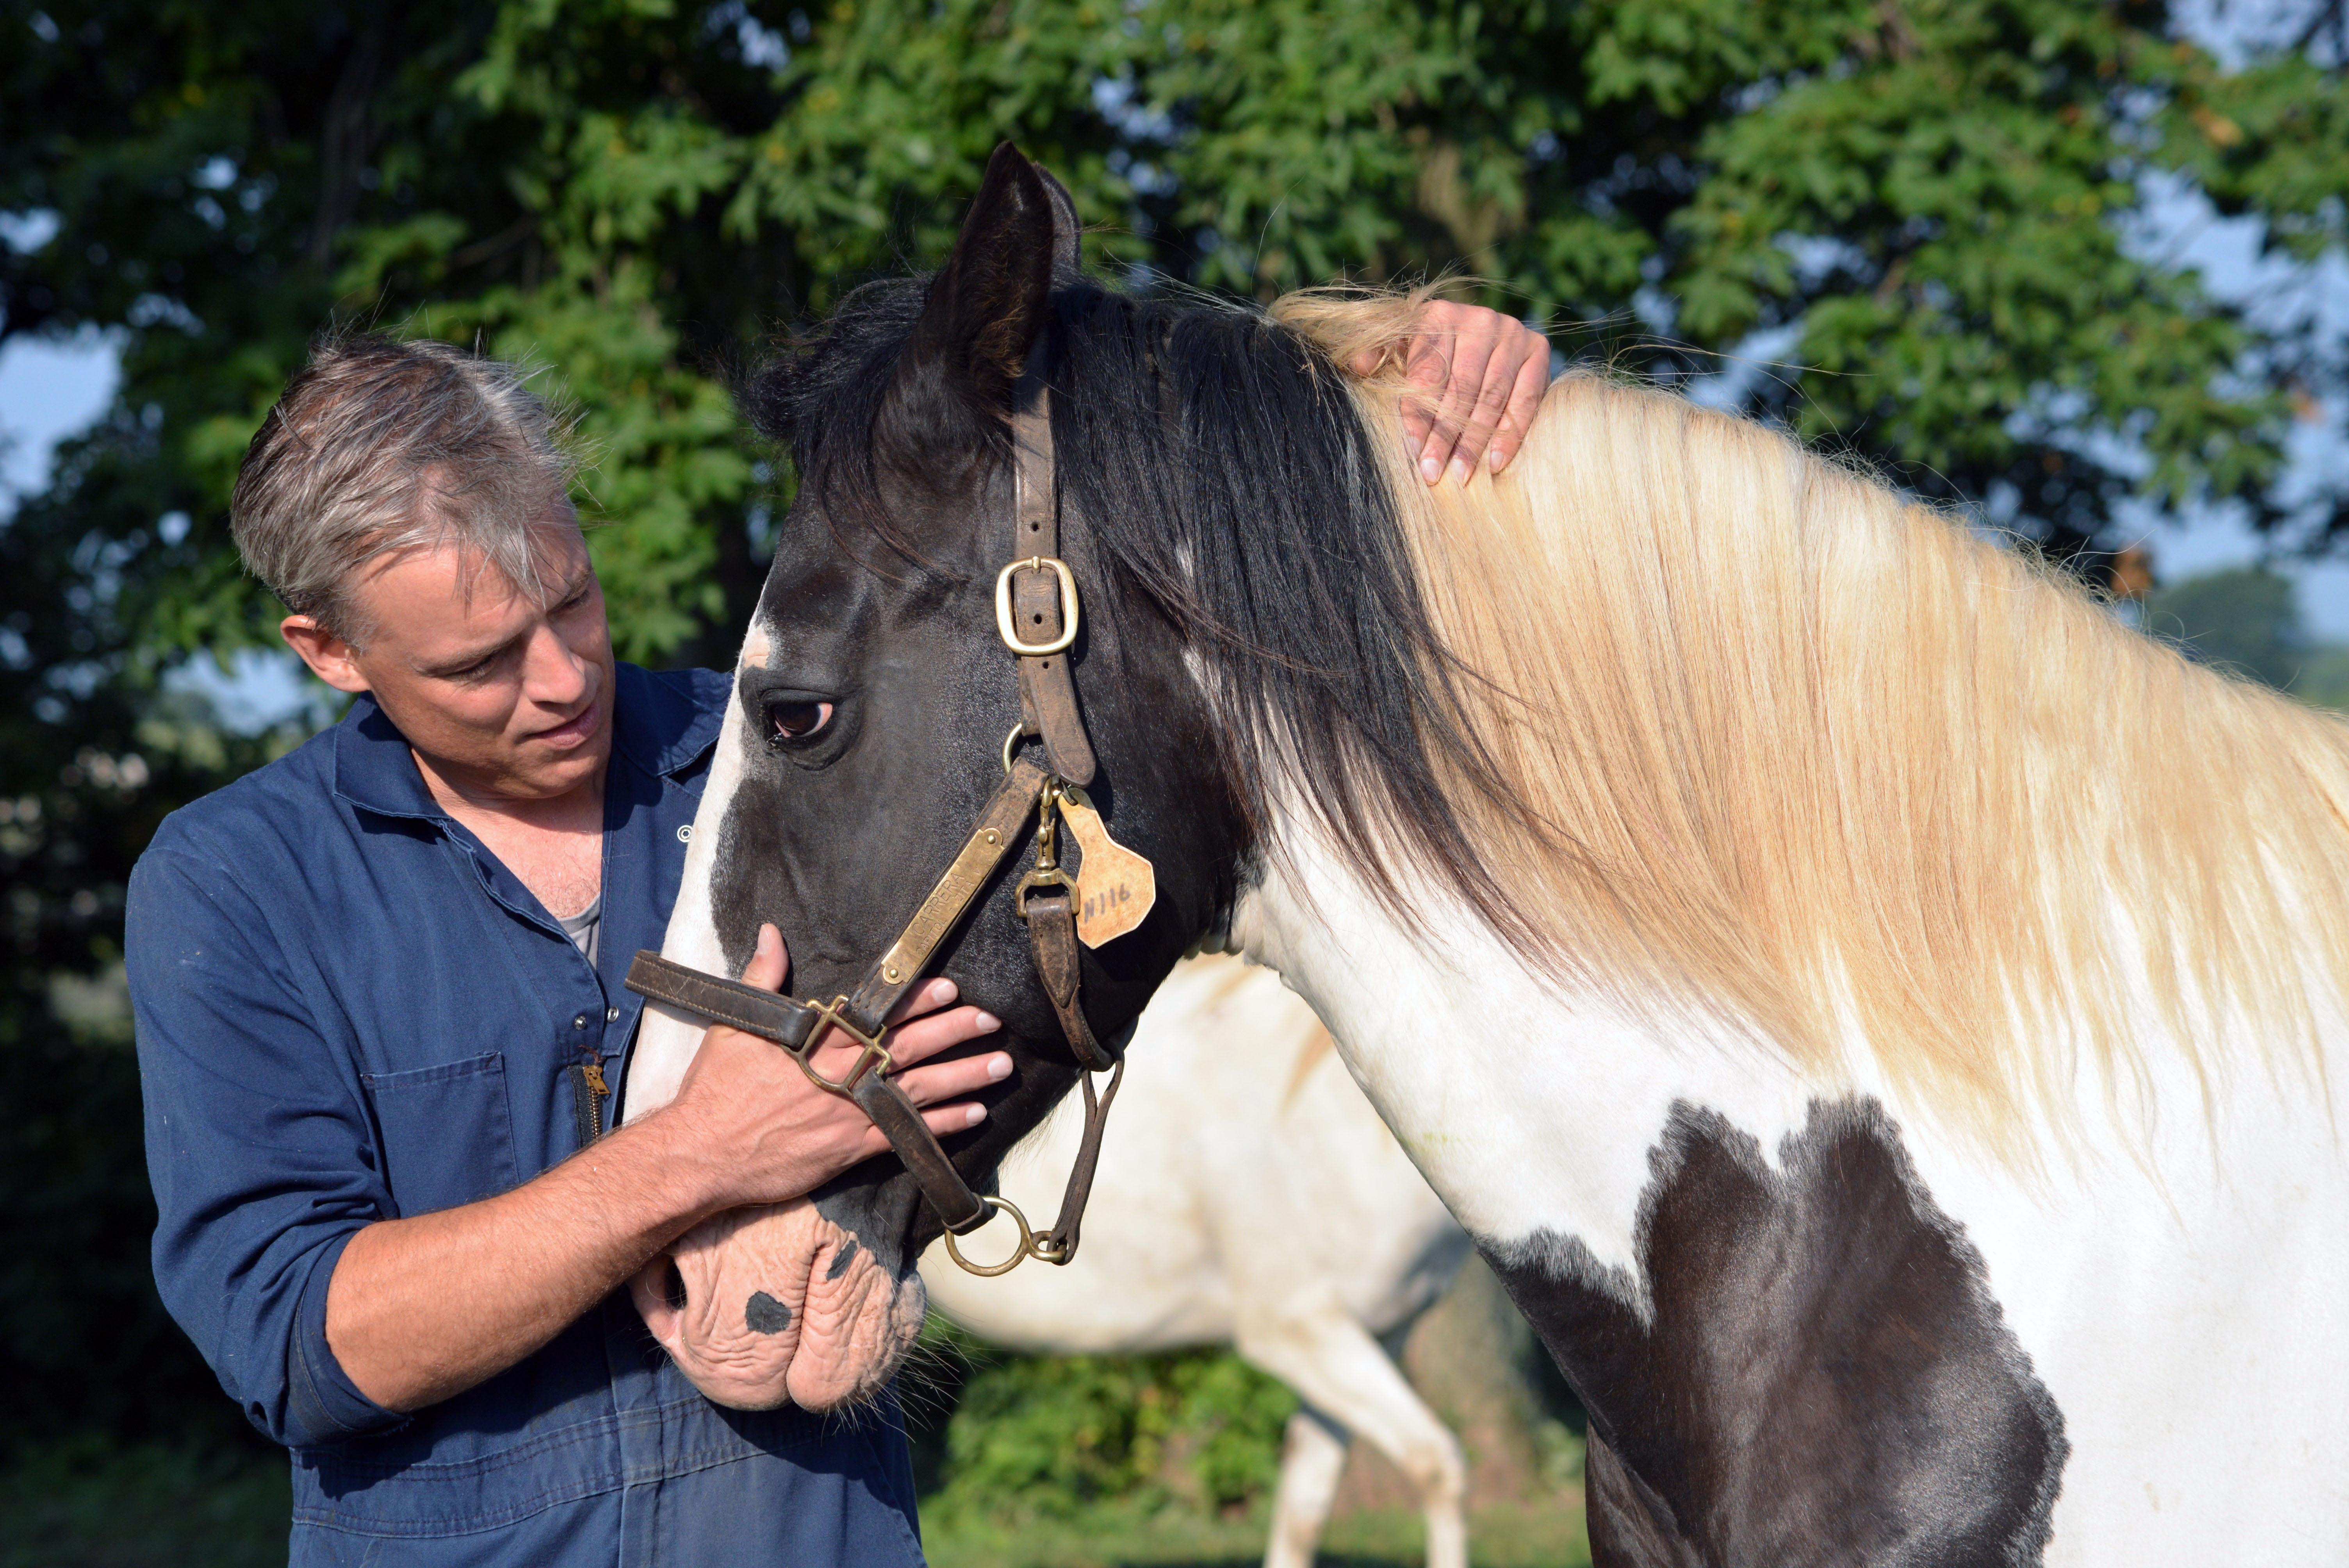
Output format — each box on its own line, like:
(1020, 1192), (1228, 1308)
(823, 1238), (861, 1281)
(744, 1291), (792, 1335)
(1492, 1099), (2067, 1567)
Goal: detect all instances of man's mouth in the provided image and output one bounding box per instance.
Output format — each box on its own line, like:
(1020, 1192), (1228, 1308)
(533, 699), (601, 748)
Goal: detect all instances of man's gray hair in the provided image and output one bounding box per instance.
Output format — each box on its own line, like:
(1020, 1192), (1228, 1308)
(231, 334), (583, 645)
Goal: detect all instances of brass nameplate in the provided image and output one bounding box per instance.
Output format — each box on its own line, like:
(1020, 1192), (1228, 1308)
(1059, 786), (1156, 948)
(876, 822), (1009, 986)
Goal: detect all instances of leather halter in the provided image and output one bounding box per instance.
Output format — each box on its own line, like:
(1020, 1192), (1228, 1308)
(626, 344), (1125, 1277)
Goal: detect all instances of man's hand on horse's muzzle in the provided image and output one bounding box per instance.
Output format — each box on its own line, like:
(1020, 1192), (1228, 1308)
(657, 921), (1011, 1213)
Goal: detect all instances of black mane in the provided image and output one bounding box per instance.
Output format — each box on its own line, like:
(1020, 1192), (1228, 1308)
(743, 276), (1522, 934)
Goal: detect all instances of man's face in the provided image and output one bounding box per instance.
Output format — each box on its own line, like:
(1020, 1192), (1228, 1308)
(288, 519), (617, 802)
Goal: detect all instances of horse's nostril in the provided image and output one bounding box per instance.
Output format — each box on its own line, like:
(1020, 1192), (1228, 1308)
(664, 1260), (688, 1312)
(745, 1291), (792, 1335)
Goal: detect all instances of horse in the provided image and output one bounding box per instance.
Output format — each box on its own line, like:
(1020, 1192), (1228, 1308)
(919, 951), (1472, 1568)
(622, 144), (2349, 1562)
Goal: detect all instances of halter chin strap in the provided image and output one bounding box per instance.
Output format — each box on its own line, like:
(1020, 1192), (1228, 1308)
(627, 334), (1125, 1274)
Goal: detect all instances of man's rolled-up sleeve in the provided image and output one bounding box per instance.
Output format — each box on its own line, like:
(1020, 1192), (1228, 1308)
(128, 842), (407, 1449)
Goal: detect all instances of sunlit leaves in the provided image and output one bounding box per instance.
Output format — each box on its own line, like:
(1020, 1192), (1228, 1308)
(4, 0), (2343, 672)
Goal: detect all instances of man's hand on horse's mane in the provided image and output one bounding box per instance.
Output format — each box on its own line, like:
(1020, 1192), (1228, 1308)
(1354, 300), (1552, 487)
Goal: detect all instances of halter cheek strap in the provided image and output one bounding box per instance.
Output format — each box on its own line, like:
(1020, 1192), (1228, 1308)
(1004, 352), (1095, 787)
(627, 336), (1126, 1274)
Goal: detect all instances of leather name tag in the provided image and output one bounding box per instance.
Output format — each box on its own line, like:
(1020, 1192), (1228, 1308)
(1059, 786), (1156, 947)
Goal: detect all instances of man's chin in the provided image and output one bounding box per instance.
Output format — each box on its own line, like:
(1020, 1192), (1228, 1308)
(508, 732), (611, 798)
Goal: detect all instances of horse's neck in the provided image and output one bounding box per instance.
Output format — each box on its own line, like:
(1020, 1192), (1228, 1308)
(1224, 820), (1828, 1278)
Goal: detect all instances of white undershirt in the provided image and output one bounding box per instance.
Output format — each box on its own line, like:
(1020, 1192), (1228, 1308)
(557, 896), (602, 968)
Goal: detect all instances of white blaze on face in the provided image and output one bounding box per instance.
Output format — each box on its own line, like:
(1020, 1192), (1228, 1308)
(615, 614), (927, 1415)
(621, 621), (771, 1123)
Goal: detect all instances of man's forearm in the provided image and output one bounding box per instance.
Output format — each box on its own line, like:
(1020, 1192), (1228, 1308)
(325, 1107), (724, 1412)
(323, 935), (1005, 1415)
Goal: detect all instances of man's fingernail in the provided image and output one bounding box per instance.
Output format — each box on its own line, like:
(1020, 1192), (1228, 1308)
(986, 1053), (1012, 1081)
(965, 1103), (988, 1126)
(1420, 454), (1443, 484)
(1448, 456), (1472, 486)
(975, 1011), (999, 1032)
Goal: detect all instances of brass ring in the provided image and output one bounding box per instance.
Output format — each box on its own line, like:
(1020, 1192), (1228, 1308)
(940, 1196), (1035, 1277)
(1002, 722), (1030, 776)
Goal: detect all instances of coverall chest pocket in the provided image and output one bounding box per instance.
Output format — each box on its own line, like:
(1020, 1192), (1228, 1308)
(360, 1053), (520, 1219)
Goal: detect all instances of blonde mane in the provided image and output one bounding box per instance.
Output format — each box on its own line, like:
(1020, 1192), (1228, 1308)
(1274, 291), (2349, 1149)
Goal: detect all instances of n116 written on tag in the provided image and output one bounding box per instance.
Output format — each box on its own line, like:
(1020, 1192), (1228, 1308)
(1058, 786), (1156, 947)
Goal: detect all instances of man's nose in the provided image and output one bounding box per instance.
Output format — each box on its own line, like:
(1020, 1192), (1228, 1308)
(520, 622), (591, 706)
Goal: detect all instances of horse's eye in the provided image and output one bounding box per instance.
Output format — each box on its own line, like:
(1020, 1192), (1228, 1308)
(766, 699), (833, 744)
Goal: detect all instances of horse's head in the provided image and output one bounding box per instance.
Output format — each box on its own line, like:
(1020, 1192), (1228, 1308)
(625, 146), (1274, 1409)
(629, 141), (1470, 1410)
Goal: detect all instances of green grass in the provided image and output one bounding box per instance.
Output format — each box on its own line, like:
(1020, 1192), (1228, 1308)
(922, 1498), (1590, 1568)
(0, 1442), (1588, 1568)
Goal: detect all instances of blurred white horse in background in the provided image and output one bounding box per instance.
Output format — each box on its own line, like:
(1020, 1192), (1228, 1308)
(921, 953), (1474, 1568)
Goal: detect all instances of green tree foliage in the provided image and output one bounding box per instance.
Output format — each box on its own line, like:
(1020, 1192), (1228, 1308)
(2142, 563), (2349, 706)
(916, 1320), (1297, 1523)
(4, 0), (2344, 670)
(0, 454), (302, 1454)
(2144, 562), (2304, 685)
(0, 0), (2343, 1463)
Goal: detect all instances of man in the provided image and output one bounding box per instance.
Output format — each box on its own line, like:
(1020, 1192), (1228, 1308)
(127, 301), (1547, 1564)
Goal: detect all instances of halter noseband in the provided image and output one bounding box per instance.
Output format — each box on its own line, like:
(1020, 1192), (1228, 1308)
(626, 344), (1125, 1277)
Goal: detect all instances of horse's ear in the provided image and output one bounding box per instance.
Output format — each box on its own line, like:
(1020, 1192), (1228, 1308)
(901, 143), (1068, 412)
(1035, 163), (1083, 288)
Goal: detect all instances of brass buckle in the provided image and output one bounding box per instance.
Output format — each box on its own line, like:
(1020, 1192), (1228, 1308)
(792, 996), (893, 1095)
(994, 557), (1079, 656)
(940, 1195), (1038, 1276)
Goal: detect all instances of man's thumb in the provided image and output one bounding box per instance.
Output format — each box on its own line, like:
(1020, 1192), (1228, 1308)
(740, 922), (791, 992)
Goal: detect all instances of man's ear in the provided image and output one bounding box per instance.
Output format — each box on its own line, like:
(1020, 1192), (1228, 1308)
(898, 143), (1076, 413)
(280, 615), (371, 694)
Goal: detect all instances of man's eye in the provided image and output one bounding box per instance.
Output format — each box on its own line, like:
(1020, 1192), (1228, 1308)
(765, 699), (833, 744)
